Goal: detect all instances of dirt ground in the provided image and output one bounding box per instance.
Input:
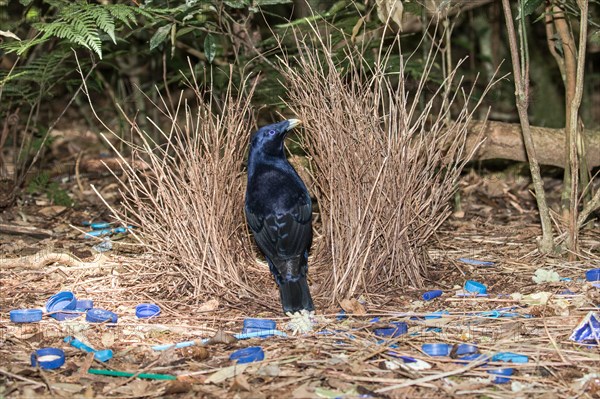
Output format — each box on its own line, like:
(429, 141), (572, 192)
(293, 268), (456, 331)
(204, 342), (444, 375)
(1, 164), (599, 398)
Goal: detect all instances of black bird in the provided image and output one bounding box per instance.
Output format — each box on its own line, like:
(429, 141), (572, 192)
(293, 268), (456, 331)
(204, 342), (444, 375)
(245, 119), (315, 314)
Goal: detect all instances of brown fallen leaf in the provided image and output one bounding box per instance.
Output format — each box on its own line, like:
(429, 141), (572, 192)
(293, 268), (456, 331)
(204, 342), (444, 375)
(178, 346), (209, 361)
(230, 374), (251, 391)
(339, 298), (366, 315)
(198, 298), (219, 312)
(164, 380), (192, 395)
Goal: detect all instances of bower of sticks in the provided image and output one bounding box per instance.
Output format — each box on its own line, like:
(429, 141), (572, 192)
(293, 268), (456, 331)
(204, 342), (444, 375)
(1, 38), (600, 398)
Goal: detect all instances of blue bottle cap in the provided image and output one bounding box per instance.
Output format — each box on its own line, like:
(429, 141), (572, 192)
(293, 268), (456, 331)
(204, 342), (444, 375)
(586, 268), (600, 282)
(229, 346), (264, 364)
(464, 280), (487, 294)
(10, 309), (43, 323)
(136, 303), (161, 319)
(455, 343), (478, 356)
(374, 322), (408, 338)
(31, 348), (65, 369)
(492, 352), (529, 363)
(75, 299), (94, 311)
(46, 291), (77, 312)
(243, 318), (276, 330)
(86, 308), (118, 323)
(487, 367), (513, 383)
(422, 290), (443, 301)
(422, 343), (450, 356)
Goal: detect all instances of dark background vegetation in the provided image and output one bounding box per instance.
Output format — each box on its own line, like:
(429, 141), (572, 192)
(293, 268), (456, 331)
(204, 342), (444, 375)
(0, 0), (599, 215)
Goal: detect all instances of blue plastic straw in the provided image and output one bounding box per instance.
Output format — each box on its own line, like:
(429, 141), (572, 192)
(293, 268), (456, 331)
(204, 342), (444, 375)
(151, 329), (287, 351)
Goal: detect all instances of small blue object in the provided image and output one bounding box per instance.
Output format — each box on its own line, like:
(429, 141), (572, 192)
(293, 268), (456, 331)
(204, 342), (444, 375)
(31, 347), (65, 369)
(136, 303), (161, 319)
(492, 352), (529, 363)
(422, 343), (450, 356)
(10, 309), (43, 323)
(47, 291), (78, 320)
(455, 344), (477, 356)
(75, 299), (94, 311)
(569, 311), (600, 343)
(458, 258), (495, 266)
(369, 317), (380, 323)
(374, 322), (408, 338)
(424, 310), (449, 319)
(86, 308), (118, 324)
(64, 336), (113, 362)
(464, 280), (487, 294)
(46, 291), (77, 312)
(422, 290), (443, 301)
(488, 367), (513, 384)
(586, 269), (600, 282)
(336, 310), (347, 321)
(229, 346), (264, 364)
(90, 222), (111, 230)
(242, 318), (276, 335)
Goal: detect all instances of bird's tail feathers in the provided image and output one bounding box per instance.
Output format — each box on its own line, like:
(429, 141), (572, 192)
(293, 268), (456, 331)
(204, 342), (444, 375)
(278, 276), (314, 314)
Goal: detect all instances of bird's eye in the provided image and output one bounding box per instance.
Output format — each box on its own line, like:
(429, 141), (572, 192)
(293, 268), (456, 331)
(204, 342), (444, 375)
(268, 130), (276, 135)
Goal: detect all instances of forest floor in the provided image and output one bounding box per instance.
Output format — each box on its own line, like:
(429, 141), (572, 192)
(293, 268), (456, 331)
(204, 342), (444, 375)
(1, 149), (600, 398)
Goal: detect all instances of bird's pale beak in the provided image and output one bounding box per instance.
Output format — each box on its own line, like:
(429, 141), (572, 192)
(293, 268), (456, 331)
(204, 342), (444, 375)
(286, 119), (302, 130)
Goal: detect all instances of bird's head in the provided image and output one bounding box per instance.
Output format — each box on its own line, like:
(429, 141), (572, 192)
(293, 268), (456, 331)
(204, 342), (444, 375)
(250, 119), (301, 156)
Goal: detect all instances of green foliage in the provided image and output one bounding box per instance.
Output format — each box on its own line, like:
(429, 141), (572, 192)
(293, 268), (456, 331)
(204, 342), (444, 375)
(26, 172), (74, 207)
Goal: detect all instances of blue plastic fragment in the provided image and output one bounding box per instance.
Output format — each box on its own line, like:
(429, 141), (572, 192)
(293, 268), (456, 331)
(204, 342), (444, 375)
(455, 353), (489, 365)
(46, 291), (79, 320)
(488, 367), (513, 384)
(243, 318), (276, 335)
(586, 269), (600, 282)
(84, 226), (133, 239)
(10, 309), (43, 323)
(229, 346), (264, 364)
(369, 317), (380, 323)
(464, 280), (487, 294)
(422, 343), (450, 356)
(64, 336), (113, 362)
(31, 347), (65, 369)
(422, 290), (443, 301)
(455, 344), (477, 356)
(151, 330), (287, 351)
(569, 311), (600, 343)
(492, 352), (529, 363)
(336, 310), (347, 321)
(374, 322), (408, 338)
(136, 303), (161, 319)
(424, 310), (449, 319)
(75, 299), (94, 311)
(86, 308), (118, 324)
(458, 258), (495, 266)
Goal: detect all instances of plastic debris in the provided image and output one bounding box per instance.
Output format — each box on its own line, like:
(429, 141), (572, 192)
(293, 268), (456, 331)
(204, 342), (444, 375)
(586, 268), (600, 282)
(464, 280), (487, 294)
(31, 348), (65, 369)
(458, 258), (495, 266)
(151, 329), (287, 351)
(84, 226), (133, 239)
(65, 336), (113, 362)
(569, 311), (600, 344)
(455, 343), (477, 356)
(229, 346), (264, 364)
(46, 291), (80, 321)
(532, 268), (560, 284)
(243, 318), (276, 335)
(374, 321), (408, 338)
(422, 290), (443, 301)
(88, 368), (176, 380)
(10, 309), (43, 323)
(92, 238), (113, 253)
(424, 310), (450, 319)
(75, 299), (94, 311)
(135, 303), (161, 319)
(488, 367), (514, 384)
(422, 343), (450, 356)
(492, 352), (529, 363)
(86, 308), (118, 324)
(82, 221), (111, 229)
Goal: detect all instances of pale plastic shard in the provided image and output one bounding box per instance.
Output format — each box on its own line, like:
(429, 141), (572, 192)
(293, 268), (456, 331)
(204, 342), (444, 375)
(532, 268), (560, 284)
(286, 310), (315, 334)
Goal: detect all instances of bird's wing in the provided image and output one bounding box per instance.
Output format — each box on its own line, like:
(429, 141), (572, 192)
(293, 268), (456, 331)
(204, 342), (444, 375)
(246, 198), (312, 260)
